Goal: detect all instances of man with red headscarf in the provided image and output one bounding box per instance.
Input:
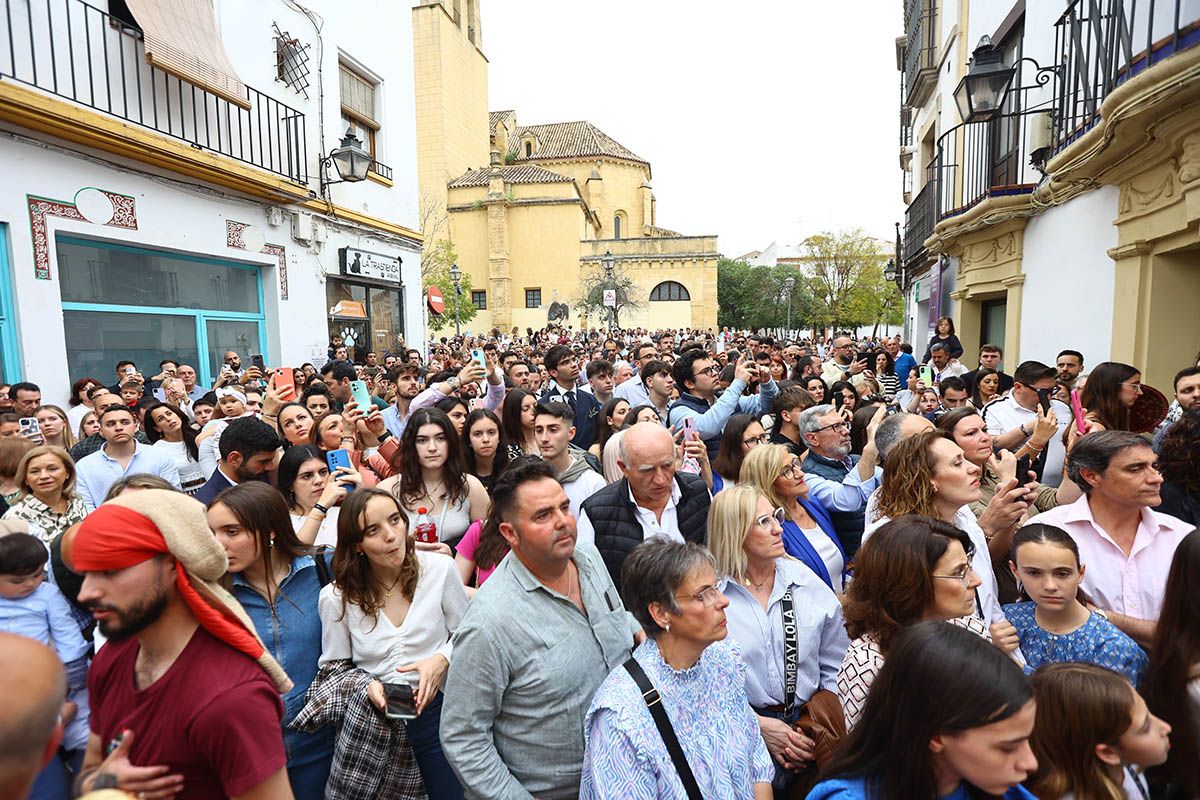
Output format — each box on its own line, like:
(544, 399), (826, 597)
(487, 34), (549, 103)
(69, 489), (294, 800)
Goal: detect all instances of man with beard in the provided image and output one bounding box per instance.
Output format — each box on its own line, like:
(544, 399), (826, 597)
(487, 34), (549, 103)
(192, 417), (282, 505)
(70, 489), (292, 799)
(75, 405), (181, 511)
(381, 362), (421, 439)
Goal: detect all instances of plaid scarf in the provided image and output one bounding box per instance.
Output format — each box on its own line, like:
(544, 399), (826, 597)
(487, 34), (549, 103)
(291, 659), (427, 800)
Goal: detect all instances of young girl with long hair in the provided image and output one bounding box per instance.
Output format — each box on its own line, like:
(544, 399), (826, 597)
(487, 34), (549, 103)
(277, 444), (361, 548)
(1028, 663), (1170, 800)
(1142, 530), (1200, 796)
(208, 482), (333, 799)
(1078, 362), (1142, 435)
(308, 409), (398, 488)
(1004, 524), (1146, 685)
(589, 397), (629, 460)
(462, 409), (509, 492)
(810, 621), (1038, 799)
(377, 408), (488, 549)
(34, 404), (75, 450)
(502, 388), (538, 459)
(144, 402), (205, 495)
(320, 487), (468, 798)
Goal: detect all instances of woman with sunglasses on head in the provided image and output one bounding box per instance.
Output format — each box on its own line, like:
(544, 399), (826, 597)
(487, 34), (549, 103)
(709, 485), (848, 794)
(580, 538), (773, 799)
(710, 413), (770, 495)
(738, 444), (846, 593)
(812, 621), (1038, 799)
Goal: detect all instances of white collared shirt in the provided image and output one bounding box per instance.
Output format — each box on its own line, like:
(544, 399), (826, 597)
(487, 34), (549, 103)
(575, 479), (684, 548)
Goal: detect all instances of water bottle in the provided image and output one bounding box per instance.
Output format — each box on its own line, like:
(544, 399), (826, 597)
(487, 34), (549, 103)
(413, 507), (438, 544)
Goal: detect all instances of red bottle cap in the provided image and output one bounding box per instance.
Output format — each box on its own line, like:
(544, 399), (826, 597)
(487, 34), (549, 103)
(417, 507), (428, 514)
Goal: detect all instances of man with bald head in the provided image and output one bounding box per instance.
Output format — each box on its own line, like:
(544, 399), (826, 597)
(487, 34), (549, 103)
(0, 632), (66, 800)
(576, 421), (710, 589)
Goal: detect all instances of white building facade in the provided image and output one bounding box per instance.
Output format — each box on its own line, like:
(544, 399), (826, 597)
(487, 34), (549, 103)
(0, 0), (423, 406)
(896, 0), (1200, 389)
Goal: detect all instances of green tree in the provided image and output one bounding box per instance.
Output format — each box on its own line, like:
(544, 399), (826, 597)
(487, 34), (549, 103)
(802, 229), (895, 334)
(423, 239), (479, 333)
(717, 259), (817, 332)
(573, 261), (645, 329)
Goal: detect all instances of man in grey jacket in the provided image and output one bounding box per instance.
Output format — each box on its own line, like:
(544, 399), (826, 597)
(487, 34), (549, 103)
(440, 459), (639, 799)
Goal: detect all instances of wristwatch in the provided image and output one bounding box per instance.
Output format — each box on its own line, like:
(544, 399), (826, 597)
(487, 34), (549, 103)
(377, 430), (392, 443)
(447, 376), (461, 390)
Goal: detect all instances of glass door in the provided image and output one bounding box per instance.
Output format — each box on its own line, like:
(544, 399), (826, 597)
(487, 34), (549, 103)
(0, 225), (18, 381)
(205, 318), (268, 381)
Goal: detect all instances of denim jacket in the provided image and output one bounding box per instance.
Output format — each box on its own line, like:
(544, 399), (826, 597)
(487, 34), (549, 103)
(232, 554), (334, 767)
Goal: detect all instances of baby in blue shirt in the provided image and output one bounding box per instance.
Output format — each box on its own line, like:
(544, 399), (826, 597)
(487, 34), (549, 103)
(0, 533), (91, 800)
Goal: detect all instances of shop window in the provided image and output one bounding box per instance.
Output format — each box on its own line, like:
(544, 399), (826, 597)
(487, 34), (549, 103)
(649, 281), (690, 301)
(472, 290), (487, 310)
(525, 288), (542, 308)
(340, 62), (380, 161)
(58, 236), (264, 388)
(326, 280), (405, 363)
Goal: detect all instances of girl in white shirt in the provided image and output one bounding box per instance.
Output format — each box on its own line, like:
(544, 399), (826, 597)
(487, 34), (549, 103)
(319, 487), (468, 799)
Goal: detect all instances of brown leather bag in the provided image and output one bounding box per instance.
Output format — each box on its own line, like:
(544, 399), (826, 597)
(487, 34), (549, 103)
(787, 689), (847, 797)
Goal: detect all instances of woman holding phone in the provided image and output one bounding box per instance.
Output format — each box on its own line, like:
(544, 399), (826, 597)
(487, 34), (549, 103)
(317, 487), (468, 798)
(278, 444), (360, 547)
(308, 407), (399, 489)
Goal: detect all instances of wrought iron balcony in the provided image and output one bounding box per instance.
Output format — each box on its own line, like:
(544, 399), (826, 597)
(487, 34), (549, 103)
(1, 0), (308, 183)
(1054, 0), (1200, 152)
(903, 180), (935, 268)
(904, 0), (938, 106)
(928, 110), (1041, 220)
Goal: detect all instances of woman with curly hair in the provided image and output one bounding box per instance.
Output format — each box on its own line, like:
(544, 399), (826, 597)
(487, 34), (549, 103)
(318, 487), (468, 798)
(1142, 530), (1200, 796)
(1155, 408), (1200, 526)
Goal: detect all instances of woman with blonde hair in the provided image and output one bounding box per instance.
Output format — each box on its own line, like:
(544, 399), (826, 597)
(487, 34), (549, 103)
(34, 404), (75, 450)
(709, 484), (848, 791)
(3, 445), (87, 543)
(1028, 663), (1170, 800)
(739, 444), (846, 592)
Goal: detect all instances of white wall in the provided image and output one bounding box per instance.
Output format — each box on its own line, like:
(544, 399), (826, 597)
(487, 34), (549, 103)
(1018, 184), (1118, 367)
(0, 137), (421, 406)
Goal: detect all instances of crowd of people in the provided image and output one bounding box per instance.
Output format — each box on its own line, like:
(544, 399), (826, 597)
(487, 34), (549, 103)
(1, 320), (1199, 800)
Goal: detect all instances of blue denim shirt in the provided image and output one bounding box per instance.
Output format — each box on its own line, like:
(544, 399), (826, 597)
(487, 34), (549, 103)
(231, 554), (334, 767)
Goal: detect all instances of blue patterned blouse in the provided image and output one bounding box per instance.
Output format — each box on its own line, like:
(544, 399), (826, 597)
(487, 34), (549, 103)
(1003, 601), (1147, 686)
(580, 637), (774, 799)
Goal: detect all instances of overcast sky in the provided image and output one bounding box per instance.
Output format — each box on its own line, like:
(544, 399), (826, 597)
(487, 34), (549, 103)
(485, 1), (907, 259)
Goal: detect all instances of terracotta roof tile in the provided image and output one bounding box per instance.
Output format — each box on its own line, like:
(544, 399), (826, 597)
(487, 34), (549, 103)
(448, 164), (576, 189)
(508, 120), (647, 165)
(489, 110), (515, 137)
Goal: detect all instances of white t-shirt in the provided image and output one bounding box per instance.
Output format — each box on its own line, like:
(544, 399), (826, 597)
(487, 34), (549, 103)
(802, 525), (845, 593)
(561, 470), (607, 520)
(291, 508), (341, 548)
(981, 395), (1071, 488)
(151, 439), (205, 494)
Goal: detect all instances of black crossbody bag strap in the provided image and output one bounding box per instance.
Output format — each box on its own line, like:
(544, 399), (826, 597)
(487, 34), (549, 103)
(313, 546), (332, 587)
(623, 657), (703, 800)
(781, 589), (798, 717)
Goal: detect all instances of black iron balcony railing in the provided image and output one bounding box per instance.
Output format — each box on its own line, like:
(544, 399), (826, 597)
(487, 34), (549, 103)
(903, 180), (935, 267)
(904, 0), (938, 105)
(1054, 0), (1200, 151)
(369, 158), (393, 181)
(928, 110), (1042, 220)
(1, 0), (308, 183)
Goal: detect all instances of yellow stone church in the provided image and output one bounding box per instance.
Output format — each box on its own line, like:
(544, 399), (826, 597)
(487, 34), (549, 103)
(413, 0), (719, 333)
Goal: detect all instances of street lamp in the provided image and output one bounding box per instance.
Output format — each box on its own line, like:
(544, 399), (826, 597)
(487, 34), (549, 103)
(953, 36), (1016, 123)
(319, 129), (373, 198)
(783, 276), (795, 332)
(449, 263), (462, 337)
(602, 250), (617, 330)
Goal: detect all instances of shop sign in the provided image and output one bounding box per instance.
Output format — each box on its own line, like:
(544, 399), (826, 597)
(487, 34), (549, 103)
(340, 247), (402, 284)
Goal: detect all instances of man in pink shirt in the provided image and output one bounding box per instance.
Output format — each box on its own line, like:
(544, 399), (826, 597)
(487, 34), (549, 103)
(1029, 431), (1193, 645)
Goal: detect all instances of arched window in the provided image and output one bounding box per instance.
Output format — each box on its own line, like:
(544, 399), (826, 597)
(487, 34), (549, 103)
(613, 214), (622, 239)
(649, 281), (690, 301)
